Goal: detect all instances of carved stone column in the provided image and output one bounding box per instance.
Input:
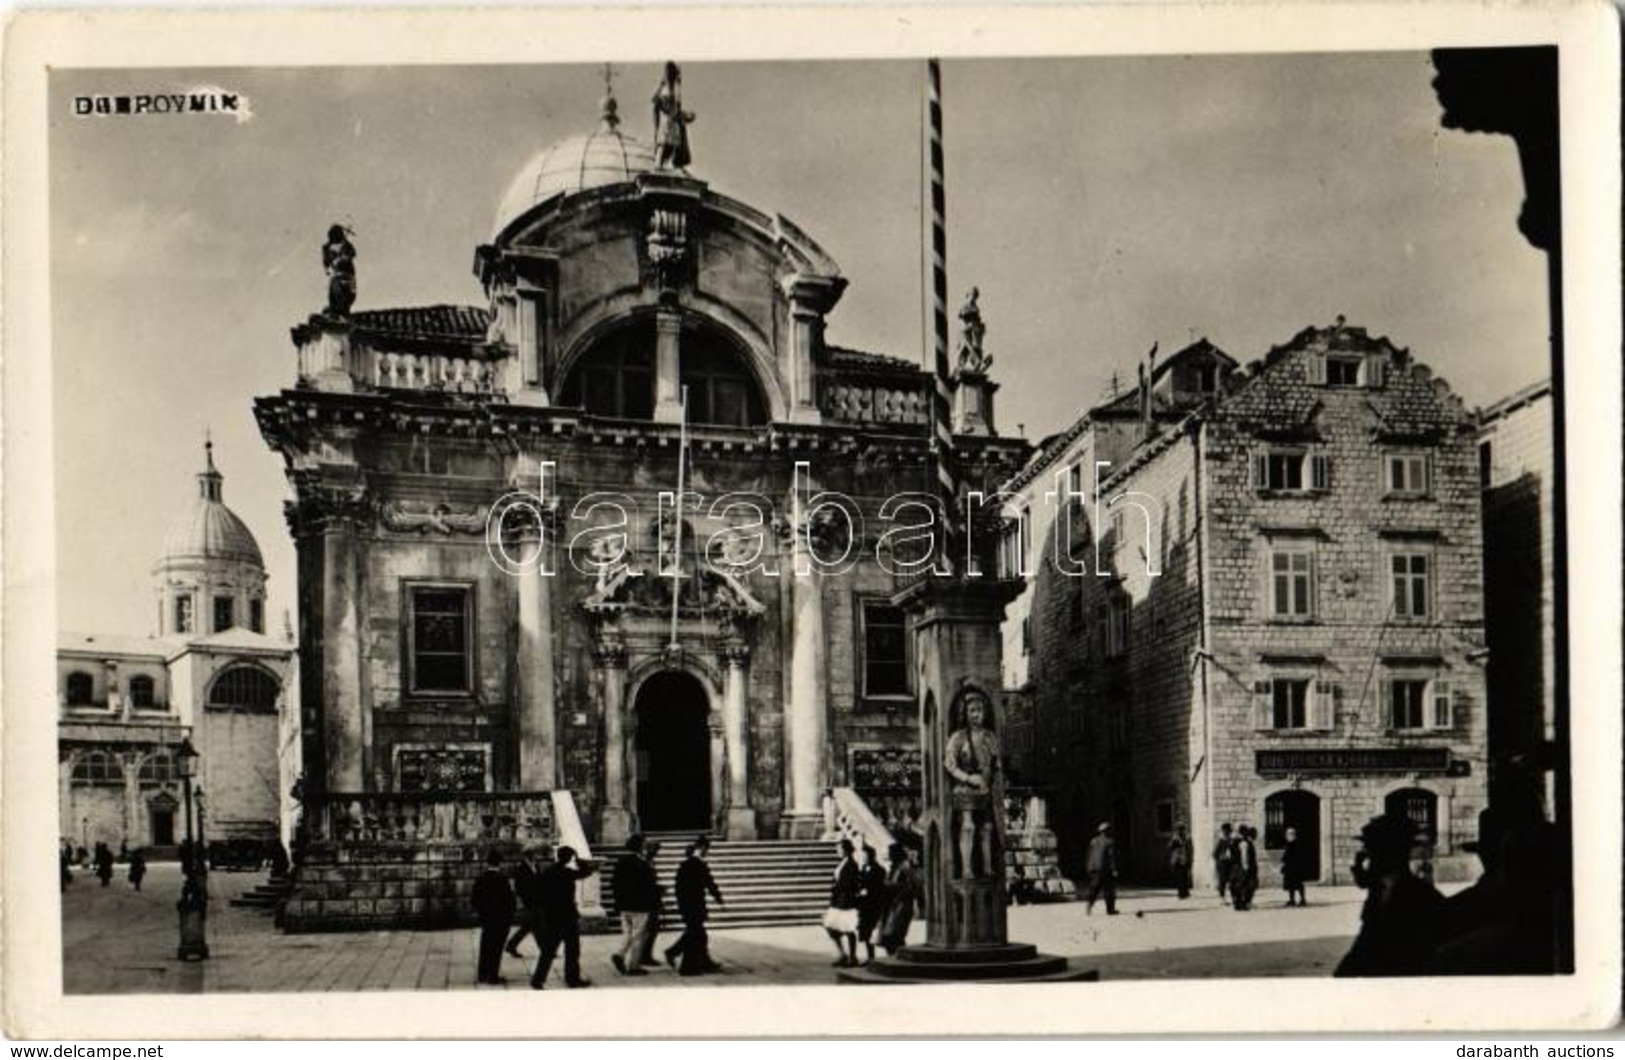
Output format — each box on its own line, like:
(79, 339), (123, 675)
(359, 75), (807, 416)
(515, 515), (557, 791)
(781, 533), (828, 838)
(593, 632), (632, 844)
(653, 309), (684, 423)
(719, 638), (755, 839)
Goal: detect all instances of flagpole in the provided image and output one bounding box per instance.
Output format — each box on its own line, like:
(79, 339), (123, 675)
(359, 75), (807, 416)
(923, 57), (958, 570)
(668, 384), (688, 651)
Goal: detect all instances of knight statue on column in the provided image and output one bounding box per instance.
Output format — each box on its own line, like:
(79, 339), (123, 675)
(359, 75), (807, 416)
(943, 687), (1001, 878)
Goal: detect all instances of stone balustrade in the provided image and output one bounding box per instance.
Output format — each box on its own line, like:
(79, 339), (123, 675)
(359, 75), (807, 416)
(308, 790), (555, 845)
(823, 382), (929, 426)
(821, 786), (896, 853)
(371, 350), (497, 394)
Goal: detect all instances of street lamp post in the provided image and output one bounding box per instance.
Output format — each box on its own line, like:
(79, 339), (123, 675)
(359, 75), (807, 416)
(174, 737), (208, 961)
(194, 787), (207, 871)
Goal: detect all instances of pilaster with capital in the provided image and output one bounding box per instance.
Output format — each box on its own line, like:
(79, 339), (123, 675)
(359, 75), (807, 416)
(591, 628), (632, 843)
(778, 506), (829, 836)
(718, 637), (755, 838)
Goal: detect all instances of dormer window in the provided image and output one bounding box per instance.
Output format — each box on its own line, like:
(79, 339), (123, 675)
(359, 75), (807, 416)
(1325, 356), (1363, 387)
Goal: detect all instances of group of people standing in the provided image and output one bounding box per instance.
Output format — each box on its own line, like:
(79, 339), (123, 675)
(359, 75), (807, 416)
(1211, 822), (1273, 910)
(822, 839), (922, 967)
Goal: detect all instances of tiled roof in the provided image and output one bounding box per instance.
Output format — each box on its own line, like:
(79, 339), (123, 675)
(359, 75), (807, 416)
(350, 305), (490, 342)
(826, 345), (922, 374)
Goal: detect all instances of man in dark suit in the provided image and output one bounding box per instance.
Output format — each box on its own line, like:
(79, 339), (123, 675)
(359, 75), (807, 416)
(530, 845), (598, 989)
(611, 834), (657, 976)
(471, 849), (517, 985)
(665, 837), (724, 976)
(505, 844), (548, 958)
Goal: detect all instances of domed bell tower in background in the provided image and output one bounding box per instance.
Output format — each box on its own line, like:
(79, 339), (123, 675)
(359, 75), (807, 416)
(152, 439), (268, 638)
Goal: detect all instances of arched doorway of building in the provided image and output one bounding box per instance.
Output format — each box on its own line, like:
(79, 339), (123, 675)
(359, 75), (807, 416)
(1264, 789), (1322, 880)
(148, 791), (179, 847)
(633, 671), (713, 832)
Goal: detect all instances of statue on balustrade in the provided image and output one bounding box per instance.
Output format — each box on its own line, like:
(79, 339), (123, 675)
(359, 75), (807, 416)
(651, 62), (695, 171)
(943, 687), (1001, 879)
(322, 224), (357, 316)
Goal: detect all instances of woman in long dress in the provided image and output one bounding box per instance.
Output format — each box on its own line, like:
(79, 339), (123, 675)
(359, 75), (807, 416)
(878, 842), (923, 957)
(821, 839), (861, 968)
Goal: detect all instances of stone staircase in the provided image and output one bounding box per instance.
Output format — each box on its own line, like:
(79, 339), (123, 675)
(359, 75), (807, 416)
(601, 833), (836, 930)
(228, 873), (294, 913)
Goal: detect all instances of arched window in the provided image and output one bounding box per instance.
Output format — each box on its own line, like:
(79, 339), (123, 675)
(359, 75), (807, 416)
(679, 333), (765, 427)
(1385, 787), (1438, 843)
(71, 751), (123, 786)
(559, 321), (654, 420)
(207, 665), (280, 712)
(65, 671), (95, 706)
(138, 752), (175, 784)
(127, 675), (156, 709)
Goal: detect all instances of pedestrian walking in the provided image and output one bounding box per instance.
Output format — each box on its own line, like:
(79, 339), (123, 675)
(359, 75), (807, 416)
(878, 842), (922, 956)
(855, 844), (887, 966)
(60, 841), (73, 891)
(1084, 822), (1120, 915)
(1212, 822), (1236, 903)
(94, 842), (114, 887)
(470, 849), (516, 986)
(665, 837), (724, 977)
(821, 838), (861, 967)
(1167, 822), (1194, 899)
(504, 845), (547, 958)
(1280, 826), (1309, 907)
(636, 840), (666, 968)
(611, 835), (657, 977)
(128, 849), (147, 892)
(530, 845), (597, 989)
(1335, 813), (1446, 977)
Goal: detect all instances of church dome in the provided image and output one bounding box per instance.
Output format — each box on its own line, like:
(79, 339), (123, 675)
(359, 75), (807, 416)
(158, 442), (264, 569)
(493, 95), (657, 239)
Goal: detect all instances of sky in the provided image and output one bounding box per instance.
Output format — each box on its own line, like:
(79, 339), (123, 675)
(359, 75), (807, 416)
(49, 55), (1550, 636)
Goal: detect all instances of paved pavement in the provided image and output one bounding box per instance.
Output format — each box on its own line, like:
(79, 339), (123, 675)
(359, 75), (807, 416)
(61, 862), (1377, 994)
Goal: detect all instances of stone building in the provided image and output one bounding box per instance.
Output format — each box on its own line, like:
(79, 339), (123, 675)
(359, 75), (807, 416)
(1476, 380), (1555, 815)
(254, 85), (1028, 879)
(58, 444), (297, 853)
(1006, 322), (1489, 886)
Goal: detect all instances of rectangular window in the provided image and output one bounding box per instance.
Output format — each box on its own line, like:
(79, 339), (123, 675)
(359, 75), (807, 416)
(214, 596), (234, 633)
(1255, 451), (1330, 493)
(861, 601), (910, 699)
(175, 596), (194, 634)
(1273, 678), (1309, 729)
(1270, 550), (1315, 618)
(1389, 679), (1428, 730)
(409, 586), (472, 694)
(1106, 595), (1131, 657)
(1386, 454), (1431, 496)
(1388, 678), (1454, 731)
(1390, 553), (1431, 618)
(250, 599), (264, 635)
(1326, 356), (1363, 386)
(1479, 440), (1493, 488)
(1255, 678), (1335, 731)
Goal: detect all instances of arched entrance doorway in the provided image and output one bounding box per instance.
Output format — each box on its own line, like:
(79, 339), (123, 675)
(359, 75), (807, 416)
(1264, 789), (1322, 880)
(633, 671), (712, 832)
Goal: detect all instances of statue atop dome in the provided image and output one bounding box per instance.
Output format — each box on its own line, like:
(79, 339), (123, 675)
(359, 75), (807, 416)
(322, 224), (356, 316)
(651, 61), (695, 171)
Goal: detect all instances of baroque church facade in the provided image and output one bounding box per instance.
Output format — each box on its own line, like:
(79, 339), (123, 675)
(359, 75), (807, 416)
(58, 445), (298, 853)
(256, 86), (1028, 847)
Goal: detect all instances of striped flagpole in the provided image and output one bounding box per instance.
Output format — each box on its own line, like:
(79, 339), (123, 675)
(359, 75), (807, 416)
(923, 58), (959, 533)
